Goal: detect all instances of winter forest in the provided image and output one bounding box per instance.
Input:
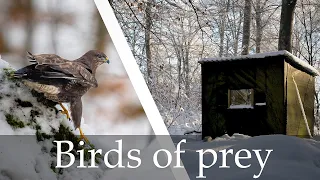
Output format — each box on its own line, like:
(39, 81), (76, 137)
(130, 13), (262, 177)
(111, 0), (320, 135)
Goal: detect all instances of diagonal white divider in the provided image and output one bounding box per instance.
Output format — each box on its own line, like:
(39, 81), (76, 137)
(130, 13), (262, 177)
(94, 0), (168, 136)
(94, 0), (189, 179)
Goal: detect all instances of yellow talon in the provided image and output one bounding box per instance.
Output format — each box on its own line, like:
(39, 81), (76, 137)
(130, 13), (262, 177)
(59, 103), (71, 120)
(79, 128), (89, 143)
(58, 103), (89, 143)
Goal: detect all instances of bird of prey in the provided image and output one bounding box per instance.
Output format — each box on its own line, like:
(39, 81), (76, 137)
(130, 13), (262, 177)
(13, 50), (110, 142)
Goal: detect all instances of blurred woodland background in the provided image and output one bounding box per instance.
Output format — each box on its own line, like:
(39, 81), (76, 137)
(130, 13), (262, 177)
(0, 0), (150, 135)
(112, 0), (320, 135)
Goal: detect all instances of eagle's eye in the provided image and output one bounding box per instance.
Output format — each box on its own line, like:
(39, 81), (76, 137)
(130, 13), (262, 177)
(96, 53), (109, 64)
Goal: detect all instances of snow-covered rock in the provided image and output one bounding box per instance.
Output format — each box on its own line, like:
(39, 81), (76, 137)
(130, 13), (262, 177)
(0, 58), (106, 180)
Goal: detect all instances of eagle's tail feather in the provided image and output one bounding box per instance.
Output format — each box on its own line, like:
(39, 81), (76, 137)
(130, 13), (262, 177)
(40, 76), (78, 80)
(13, 73), (27, 78)
(26, 51), (37, 63)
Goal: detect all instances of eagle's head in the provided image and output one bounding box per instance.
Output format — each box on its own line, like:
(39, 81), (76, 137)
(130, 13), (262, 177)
(87, 50), (110, 65)
(78, 50), (110, 74)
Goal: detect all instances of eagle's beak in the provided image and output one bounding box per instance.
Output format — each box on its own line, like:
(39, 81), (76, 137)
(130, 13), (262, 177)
(105, 57), (110, 64)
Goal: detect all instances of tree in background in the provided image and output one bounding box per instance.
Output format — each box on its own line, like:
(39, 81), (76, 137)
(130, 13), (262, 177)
(241, 0), (252, 55)
(145, 0), (153, 84)
(278, 0), (298, 52)
(113, 0), (320, 135)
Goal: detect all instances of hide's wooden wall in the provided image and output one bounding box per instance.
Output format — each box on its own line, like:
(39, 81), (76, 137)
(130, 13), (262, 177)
(285, 62), (315, 137)
(265, 58), (286, 134)
(202, 58), (285, 138)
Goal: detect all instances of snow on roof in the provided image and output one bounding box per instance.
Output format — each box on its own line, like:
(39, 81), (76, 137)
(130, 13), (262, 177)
(199, 50), (320, 76)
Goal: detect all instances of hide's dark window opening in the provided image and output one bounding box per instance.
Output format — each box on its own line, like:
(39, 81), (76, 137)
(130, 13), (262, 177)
(228, 89), (254, 109)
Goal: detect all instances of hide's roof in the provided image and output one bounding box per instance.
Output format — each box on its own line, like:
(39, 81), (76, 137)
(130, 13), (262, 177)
(199, 50), (320, 76)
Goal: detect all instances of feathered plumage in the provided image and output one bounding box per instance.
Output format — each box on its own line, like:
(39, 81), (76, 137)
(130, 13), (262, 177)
(14, 50), (109, 130)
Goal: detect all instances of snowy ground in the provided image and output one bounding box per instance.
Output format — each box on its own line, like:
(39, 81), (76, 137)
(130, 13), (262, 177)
(174, 134), (320, 180)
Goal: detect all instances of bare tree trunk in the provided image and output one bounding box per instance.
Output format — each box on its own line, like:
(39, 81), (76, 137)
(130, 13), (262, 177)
(230, 4), (242, 56)
(0, 32), (8, 53)
(241, 0), (251, 55)
(218, 22), (225, 57)
(299, 2), (315, 66)
(218, 0), (230, 57)
(145, 0), (152, 83)
(49, 1), (60, 53)
(226, 35), (229, 56)
(184, 17), (193, 97)
(25, 0), (33, 52)
(184, 41), (190, 97)
(95, 11), (107, 52)
(278, 0), (297, 52)
(255, 0), (262, 53)
(234, 14), (242, 56)
(175, 51), (182, 108)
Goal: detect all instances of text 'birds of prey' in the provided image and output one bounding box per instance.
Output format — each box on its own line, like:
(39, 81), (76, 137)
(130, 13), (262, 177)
(14, 50), (110, 142)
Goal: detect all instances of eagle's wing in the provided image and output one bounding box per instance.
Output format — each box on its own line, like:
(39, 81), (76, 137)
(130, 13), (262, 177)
(47, 63), (98, 87)
(27, 51), (67, 65)
(26, 52), (97, 87)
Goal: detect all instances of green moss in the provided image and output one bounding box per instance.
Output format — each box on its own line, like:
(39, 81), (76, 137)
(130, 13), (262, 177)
(50, 162), (56, 173)
(5, 114), (25, 129)
(50, 124), (103, 169)
(50, 161), (63, 174)
(3, 68), (17, 82)
(36, 130), (52, 142)
(35, 124), (41, 130)
(3, 68), (15, 77)
(52, 124), (80, 145)
(36, 124), (103, 173)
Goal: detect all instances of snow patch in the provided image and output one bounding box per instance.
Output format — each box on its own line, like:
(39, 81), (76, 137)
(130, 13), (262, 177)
(199, 50), (320, 76)
(214, 133), (251, 141)
(0, 58), (10, 69)
(179, 134), (320, 179)
(256, 102), (266, 106)
(228, 104), (254, 109)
